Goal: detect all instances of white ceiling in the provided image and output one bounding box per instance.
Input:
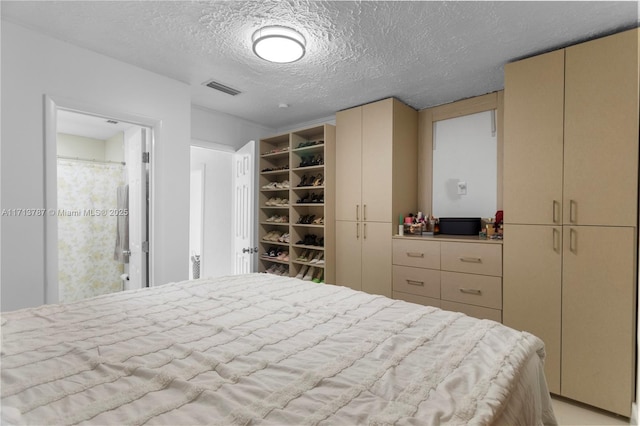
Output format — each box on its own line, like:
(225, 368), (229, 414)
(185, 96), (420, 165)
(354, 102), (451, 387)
(2, 1), (638, 130)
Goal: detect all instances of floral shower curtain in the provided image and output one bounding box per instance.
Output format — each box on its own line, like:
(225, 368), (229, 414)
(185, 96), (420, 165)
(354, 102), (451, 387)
(57, 159), (125, 302)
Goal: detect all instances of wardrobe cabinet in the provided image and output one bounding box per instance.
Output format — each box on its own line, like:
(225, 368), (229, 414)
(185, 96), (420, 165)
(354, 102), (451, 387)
(503, 28), (638, 416)
(335, 98), (417, 297)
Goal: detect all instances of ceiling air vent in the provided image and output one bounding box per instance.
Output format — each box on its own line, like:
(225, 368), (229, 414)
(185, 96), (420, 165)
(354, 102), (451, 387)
(203, 79), (241, 96)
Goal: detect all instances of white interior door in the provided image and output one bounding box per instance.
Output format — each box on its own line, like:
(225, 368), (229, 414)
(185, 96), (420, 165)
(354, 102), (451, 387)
(233, 140), (255, 274)
(124, 127), (148, 289)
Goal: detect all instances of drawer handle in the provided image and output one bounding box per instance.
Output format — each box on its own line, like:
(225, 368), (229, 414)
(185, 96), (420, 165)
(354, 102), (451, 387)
(407, 252), (424, 258)
(459, 256), (482, 263)
(459, 288), (482, 295)
(406, 279), (425, 287)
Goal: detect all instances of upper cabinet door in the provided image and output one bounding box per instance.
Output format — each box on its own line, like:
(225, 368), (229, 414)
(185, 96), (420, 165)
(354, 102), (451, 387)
(335, 106), (363, 222)
(503, 50), (565, 225)
(564, 29), (639, 226)
(362, 99), (393, 222)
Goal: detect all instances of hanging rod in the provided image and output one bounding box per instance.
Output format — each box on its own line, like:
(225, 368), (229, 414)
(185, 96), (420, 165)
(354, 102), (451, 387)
(57, 155), (125, 165)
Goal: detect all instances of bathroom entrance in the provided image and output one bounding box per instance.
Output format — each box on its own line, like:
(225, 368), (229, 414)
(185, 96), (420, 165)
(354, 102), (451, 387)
(55, 109), (150, 302)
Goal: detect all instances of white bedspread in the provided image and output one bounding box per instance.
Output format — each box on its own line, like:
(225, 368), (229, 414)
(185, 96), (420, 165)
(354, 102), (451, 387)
(1, 274), (556, 425)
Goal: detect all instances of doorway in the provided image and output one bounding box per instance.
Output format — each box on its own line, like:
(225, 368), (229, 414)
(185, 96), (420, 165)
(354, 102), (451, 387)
(45, 98), (153, 304)
(189, 140), (255, 278)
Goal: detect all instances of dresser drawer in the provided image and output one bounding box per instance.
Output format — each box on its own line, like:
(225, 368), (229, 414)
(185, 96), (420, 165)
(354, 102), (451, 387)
(392, 239), (440, 269)
(441, 242), (502, 276)
(441, 300), (502, 323)
(441, 271), (502, 309)
(393, 265), (440, 299)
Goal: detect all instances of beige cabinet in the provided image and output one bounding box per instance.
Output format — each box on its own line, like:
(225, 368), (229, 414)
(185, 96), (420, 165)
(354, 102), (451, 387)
(335, 98), (417, 296)
(561, 226), (636, 416)
(503, 29), (638, 416)
(392, 237), (503, 322)
(503, 224), (562, 393)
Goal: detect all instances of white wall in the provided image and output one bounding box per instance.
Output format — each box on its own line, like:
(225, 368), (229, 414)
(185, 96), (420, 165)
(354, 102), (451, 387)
(191, 105), (274, 150)
(190, 146), (234, 278)
(1, 21), (191, 311)
(57, 133), (106, 160)
(432, 110), (497, 218)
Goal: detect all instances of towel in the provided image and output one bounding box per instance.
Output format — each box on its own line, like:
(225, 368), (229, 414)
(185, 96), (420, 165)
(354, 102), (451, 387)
(114, 184), (129, 263)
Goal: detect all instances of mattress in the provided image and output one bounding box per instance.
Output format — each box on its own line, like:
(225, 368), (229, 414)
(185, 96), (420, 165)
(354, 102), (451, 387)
(1, 273), (557, 425)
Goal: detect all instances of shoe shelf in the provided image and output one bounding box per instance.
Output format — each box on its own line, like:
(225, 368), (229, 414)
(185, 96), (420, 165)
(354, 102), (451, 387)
(257, 124), (335, 283)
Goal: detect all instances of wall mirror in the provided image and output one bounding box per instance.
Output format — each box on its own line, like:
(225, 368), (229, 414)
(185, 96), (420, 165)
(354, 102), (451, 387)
(418, 92), (503, 219)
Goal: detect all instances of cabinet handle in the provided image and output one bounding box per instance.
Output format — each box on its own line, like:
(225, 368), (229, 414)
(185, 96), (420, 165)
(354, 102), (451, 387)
(364, 204), (367, 221)
(406, 252), (424, 258)
(569, 200), (577, 224)
(356, 223), (360, 239)
(459, 288), (482, 295)
(363, 223), (367, 239)
(569, 228), (577, 253)
(552, 228), (560, 253)
(552, 200), (560, 224)
(406, 279), (425, 287)
(356, 205), (359, 221)
(459, 257), (482, 263)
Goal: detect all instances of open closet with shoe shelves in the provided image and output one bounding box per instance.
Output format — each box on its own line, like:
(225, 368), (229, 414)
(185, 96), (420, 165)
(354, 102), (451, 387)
(258, 124), (335, 283)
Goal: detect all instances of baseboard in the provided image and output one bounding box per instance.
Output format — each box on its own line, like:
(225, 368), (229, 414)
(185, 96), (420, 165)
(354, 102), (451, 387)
(631, 402), (638, 425)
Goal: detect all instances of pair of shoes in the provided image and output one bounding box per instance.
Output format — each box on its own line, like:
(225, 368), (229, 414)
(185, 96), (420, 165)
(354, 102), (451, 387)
(261, 164), (289, 172)
(296, 140), (318, 149)
(265, 215), (288, 223)
(297, 249), (320, 262)
(278, 233), (290, 243)
(298, 155), (323, 168)
(297, 214), (315, 224)
(276, 250), (289, 261)
(296, 265), (323, 282)
(262, 180), (290, 189)
(312, 217), (324, 225)
(267, 264), (288, 275)
(265, 198), (289, 206)
(311, 174), (324, 186)
(263, 231), (282, 242)
(309, 251), (324, 264)
(263, 146), (289, 155)
(297, 174), (312, 187)
(297, 249), (311, 262)
(296, 234), (322, 246)
(312, 268), (324, 283)
(269, 215), (288, 223)
(263, 247), (277, 258)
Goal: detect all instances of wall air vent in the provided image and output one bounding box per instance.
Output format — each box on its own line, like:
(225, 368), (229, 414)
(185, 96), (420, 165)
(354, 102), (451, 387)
(106, 119), (119, 124)
(203, 79), (242, 96)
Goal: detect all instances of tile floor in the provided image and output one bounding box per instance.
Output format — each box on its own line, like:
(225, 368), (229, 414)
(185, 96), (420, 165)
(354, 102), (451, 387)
(551, 396), (631, 425)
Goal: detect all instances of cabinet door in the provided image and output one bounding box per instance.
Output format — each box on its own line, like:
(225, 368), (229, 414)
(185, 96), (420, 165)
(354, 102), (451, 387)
(361, 222), (392, 297)
(362, 99), (393, 223)
(336, 107), (363, 222)
(335, 220), (362, 291)
(503, 224), (562, 394)
(564, 29), (638, 226)
(561, 226), (635, 416)
(503, 50), (565, 225)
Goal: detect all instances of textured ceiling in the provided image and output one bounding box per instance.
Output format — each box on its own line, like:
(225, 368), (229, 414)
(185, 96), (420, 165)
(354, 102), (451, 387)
(2, 1), (638, 129)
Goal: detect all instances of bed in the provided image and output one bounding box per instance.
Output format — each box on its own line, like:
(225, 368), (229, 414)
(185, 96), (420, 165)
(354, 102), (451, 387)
(1, 273), (557, 425)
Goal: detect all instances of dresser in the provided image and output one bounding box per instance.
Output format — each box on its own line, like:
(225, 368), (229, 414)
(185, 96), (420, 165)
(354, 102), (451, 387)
(392, 236), (503, 322)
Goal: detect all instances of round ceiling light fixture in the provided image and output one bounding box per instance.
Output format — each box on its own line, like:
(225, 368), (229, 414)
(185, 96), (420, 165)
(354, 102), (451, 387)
(252, 26), (306, 63)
